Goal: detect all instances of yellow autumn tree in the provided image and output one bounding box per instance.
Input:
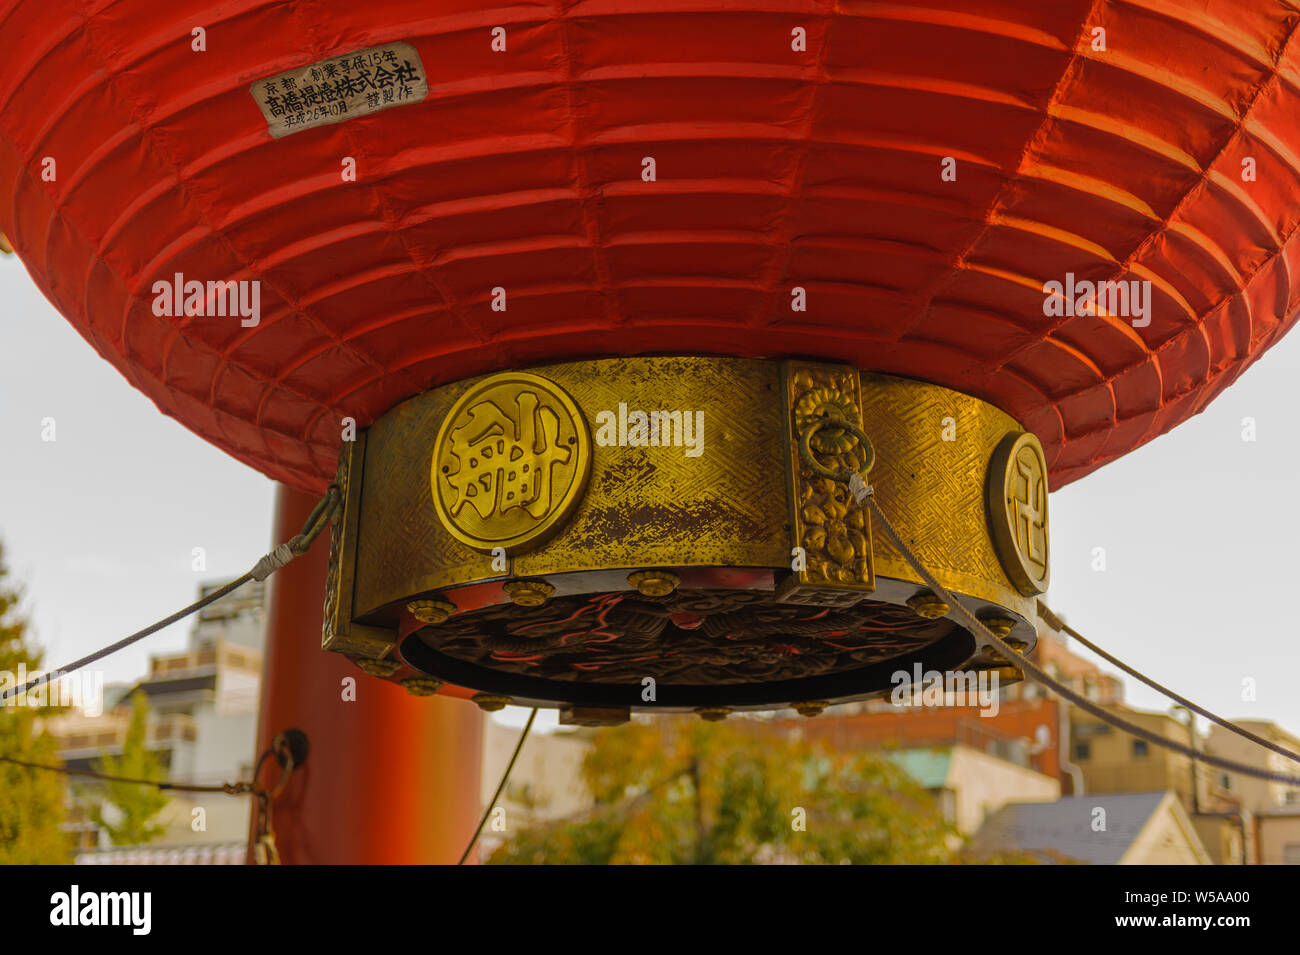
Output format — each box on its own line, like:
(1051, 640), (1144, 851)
(0, 540), (72, 864)
(489, 715), (955, 865)
(90, 690), (169, 845)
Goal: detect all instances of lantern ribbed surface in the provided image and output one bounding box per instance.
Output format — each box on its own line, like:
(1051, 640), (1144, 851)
(2, 0), (1299, 491)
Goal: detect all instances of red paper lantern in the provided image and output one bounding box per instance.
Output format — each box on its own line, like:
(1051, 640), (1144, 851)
(2, 0), (1298, 492)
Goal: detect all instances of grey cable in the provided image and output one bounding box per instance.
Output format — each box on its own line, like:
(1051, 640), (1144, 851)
(1037, 600), (1300, 767)
(459, 708), (537, 865)
(0, 485), (339, 705)
(850, 476), (1300, 787)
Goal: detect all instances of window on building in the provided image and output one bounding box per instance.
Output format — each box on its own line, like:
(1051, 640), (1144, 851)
(1219, 773), (1231, 790)
(1075, 742), (1090, 760)
(1283, 843), (1300, 865)
(1132, 740), (1148, 757)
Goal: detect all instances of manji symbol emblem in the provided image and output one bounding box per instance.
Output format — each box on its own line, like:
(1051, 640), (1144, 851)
(431, 372), (592, 555)
(986, 432), (1050, 596)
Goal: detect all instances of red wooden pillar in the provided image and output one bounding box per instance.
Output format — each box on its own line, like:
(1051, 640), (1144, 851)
(250, 484), (483, 863)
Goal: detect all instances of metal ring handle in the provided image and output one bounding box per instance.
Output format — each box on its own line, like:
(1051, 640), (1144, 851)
(798, 416), (875, 481)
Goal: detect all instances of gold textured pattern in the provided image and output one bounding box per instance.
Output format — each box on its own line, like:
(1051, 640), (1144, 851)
(987, 432), (1051, 596)
(431, 371), (592, 555)
(513, 358), (790, 583)
(859, 373), (1036, 621)
(321, 432), (397, 659)
(337, 358), (1043, 683)
(776, 362), (874, 606)
(355, 386), (499, 616)
(352, 357), (790, 618)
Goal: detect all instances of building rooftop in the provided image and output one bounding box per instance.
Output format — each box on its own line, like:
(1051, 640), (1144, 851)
(967, 792), (1172, 865)
(75, 842), (246, 865)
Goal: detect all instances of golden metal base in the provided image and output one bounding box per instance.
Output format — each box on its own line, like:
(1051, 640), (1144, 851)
(323, 356), (1048, 714)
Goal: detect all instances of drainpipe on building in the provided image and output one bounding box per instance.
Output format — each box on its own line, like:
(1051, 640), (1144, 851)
(1173, 705), (1200, 814)
(1058, 700), (1084, 796)
(1190, 809), (1251, 865)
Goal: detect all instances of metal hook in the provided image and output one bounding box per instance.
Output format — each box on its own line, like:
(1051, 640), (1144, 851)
(798, 415), (875, 481)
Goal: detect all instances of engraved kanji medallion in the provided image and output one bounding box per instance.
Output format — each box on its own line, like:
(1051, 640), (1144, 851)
(987, 431), (1050, 596)
(431, 371), (591, 554)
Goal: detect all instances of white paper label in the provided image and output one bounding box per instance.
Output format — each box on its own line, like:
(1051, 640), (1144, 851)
(250, 41), (428, 139)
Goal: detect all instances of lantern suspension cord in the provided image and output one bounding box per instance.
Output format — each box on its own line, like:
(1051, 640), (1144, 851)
(0, 733), (299, 797)
(845, 473), (1300, 787)
(0, 486), (341, 705)
(458, 708), (537, 865)
(0, 753), (255, 794)
(1034, 599), (1300, 767)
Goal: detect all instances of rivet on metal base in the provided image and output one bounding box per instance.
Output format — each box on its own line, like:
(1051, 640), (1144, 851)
(473, 693), (513, 712)
(629, 570), (681, 597)
(990, 664), (1026, 684)
(503, 580), (555, 607)
(975, 615), (1026, 669)
(407, 599), (458, 624)
(401, 678), (443, 697)
(792, 701), (828, 718)
(560, 705), (631, 727)
(979, 615), (1018, 640)
(696, 706), (731, 722)
(906, 592), (950, 619)
(355, 658), (400, 677)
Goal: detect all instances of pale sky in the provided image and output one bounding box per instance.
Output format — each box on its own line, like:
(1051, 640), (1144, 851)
(2, 252), (1297, 738)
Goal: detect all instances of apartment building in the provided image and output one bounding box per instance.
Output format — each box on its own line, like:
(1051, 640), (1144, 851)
(48, 579), (267, 858)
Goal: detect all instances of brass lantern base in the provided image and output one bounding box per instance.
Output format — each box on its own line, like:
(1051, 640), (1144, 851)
(322, 356), (1048, 715)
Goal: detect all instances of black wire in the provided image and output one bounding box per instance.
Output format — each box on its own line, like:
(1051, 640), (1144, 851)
(0, 753), (251, 794)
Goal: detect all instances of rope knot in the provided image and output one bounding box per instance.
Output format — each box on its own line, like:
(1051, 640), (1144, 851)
(252, 543), (296, 581)
(848, 471), (872, 504)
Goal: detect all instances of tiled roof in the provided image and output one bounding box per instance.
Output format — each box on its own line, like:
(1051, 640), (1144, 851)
(75, 842), (246, 865)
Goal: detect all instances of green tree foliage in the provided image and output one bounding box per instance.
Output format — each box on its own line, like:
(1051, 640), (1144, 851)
(488, 716), (956, 864)
(90, 690), (169, 845)
(0, 541), (72, 864)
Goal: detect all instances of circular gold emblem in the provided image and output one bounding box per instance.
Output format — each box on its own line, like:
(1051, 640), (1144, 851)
(431, 371), (591, 555)
(986, 431), (1050, 596)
